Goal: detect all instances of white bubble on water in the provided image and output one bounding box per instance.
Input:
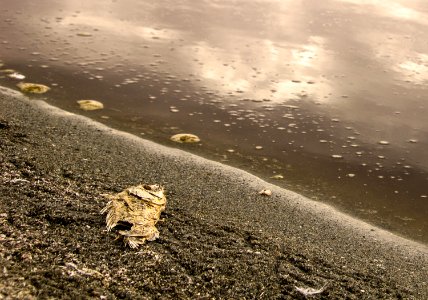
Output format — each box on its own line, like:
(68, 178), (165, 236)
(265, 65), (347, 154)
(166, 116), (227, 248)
(170, 106), (179, 113)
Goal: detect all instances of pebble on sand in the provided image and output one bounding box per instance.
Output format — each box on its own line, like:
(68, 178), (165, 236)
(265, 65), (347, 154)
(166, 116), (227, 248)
(259, 189), (272, 196)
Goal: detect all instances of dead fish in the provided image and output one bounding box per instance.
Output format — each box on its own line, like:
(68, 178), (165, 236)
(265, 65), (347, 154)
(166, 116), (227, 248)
(101, 184), (166, 248)
(170, 133), (200, 143)
(77, 100), (104, 111)
(17, 82), (50, 94)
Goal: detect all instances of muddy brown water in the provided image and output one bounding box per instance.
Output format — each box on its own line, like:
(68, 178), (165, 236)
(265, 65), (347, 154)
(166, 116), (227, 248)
(1, 0), (427, 244)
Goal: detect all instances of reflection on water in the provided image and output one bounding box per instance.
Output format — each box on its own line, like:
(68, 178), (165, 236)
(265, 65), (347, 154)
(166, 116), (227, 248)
(335, 0), (428, 24)
(1, 0), (427, 243)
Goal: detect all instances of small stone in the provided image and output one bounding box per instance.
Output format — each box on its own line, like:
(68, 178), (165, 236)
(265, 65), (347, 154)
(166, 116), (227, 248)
(270, 175), (284, 179)
(259, 189), (272, 196)
(378, 140), (389, 145)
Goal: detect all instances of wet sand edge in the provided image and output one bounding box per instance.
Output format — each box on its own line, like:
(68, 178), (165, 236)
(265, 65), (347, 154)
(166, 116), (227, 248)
(1, 86), (427, 298)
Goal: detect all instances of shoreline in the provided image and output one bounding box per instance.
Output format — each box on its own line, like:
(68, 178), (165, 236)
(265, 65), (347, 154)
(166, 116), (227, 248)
(1, 86), (427, 298)
(2, 64), (427, 245)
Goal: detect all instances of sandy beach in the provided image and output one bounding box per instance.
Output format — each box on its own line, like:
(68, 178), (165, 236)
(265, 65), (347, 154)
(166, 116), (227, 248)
(2, 0), (428, 244)
(0, 86), (427, 299)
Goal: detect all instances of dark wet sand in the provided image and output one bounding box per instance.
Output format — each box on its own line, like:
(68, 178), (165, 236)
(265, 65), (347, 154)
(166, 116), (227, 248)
(1, 87), (427, 299)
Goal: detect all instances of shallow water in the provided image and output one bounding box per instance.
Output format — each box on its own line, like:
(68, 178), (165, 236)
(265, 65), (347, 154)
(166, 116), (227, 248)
(1, 0), (427, 243)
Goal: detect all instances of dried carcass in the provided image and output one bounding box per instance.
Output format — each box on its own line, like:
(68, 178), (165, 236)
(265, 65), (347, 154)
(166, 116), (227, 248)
(101, 184), (166, 248)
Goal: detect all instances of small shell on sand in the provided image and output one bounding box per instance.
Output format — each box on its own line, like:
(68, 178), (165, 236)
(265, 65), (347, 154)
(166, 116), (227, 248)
(77, 100), (104, 111)
(17, 82), (50, 94)
(170, 133), (200, 143)
(259, 189), (272, 196)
